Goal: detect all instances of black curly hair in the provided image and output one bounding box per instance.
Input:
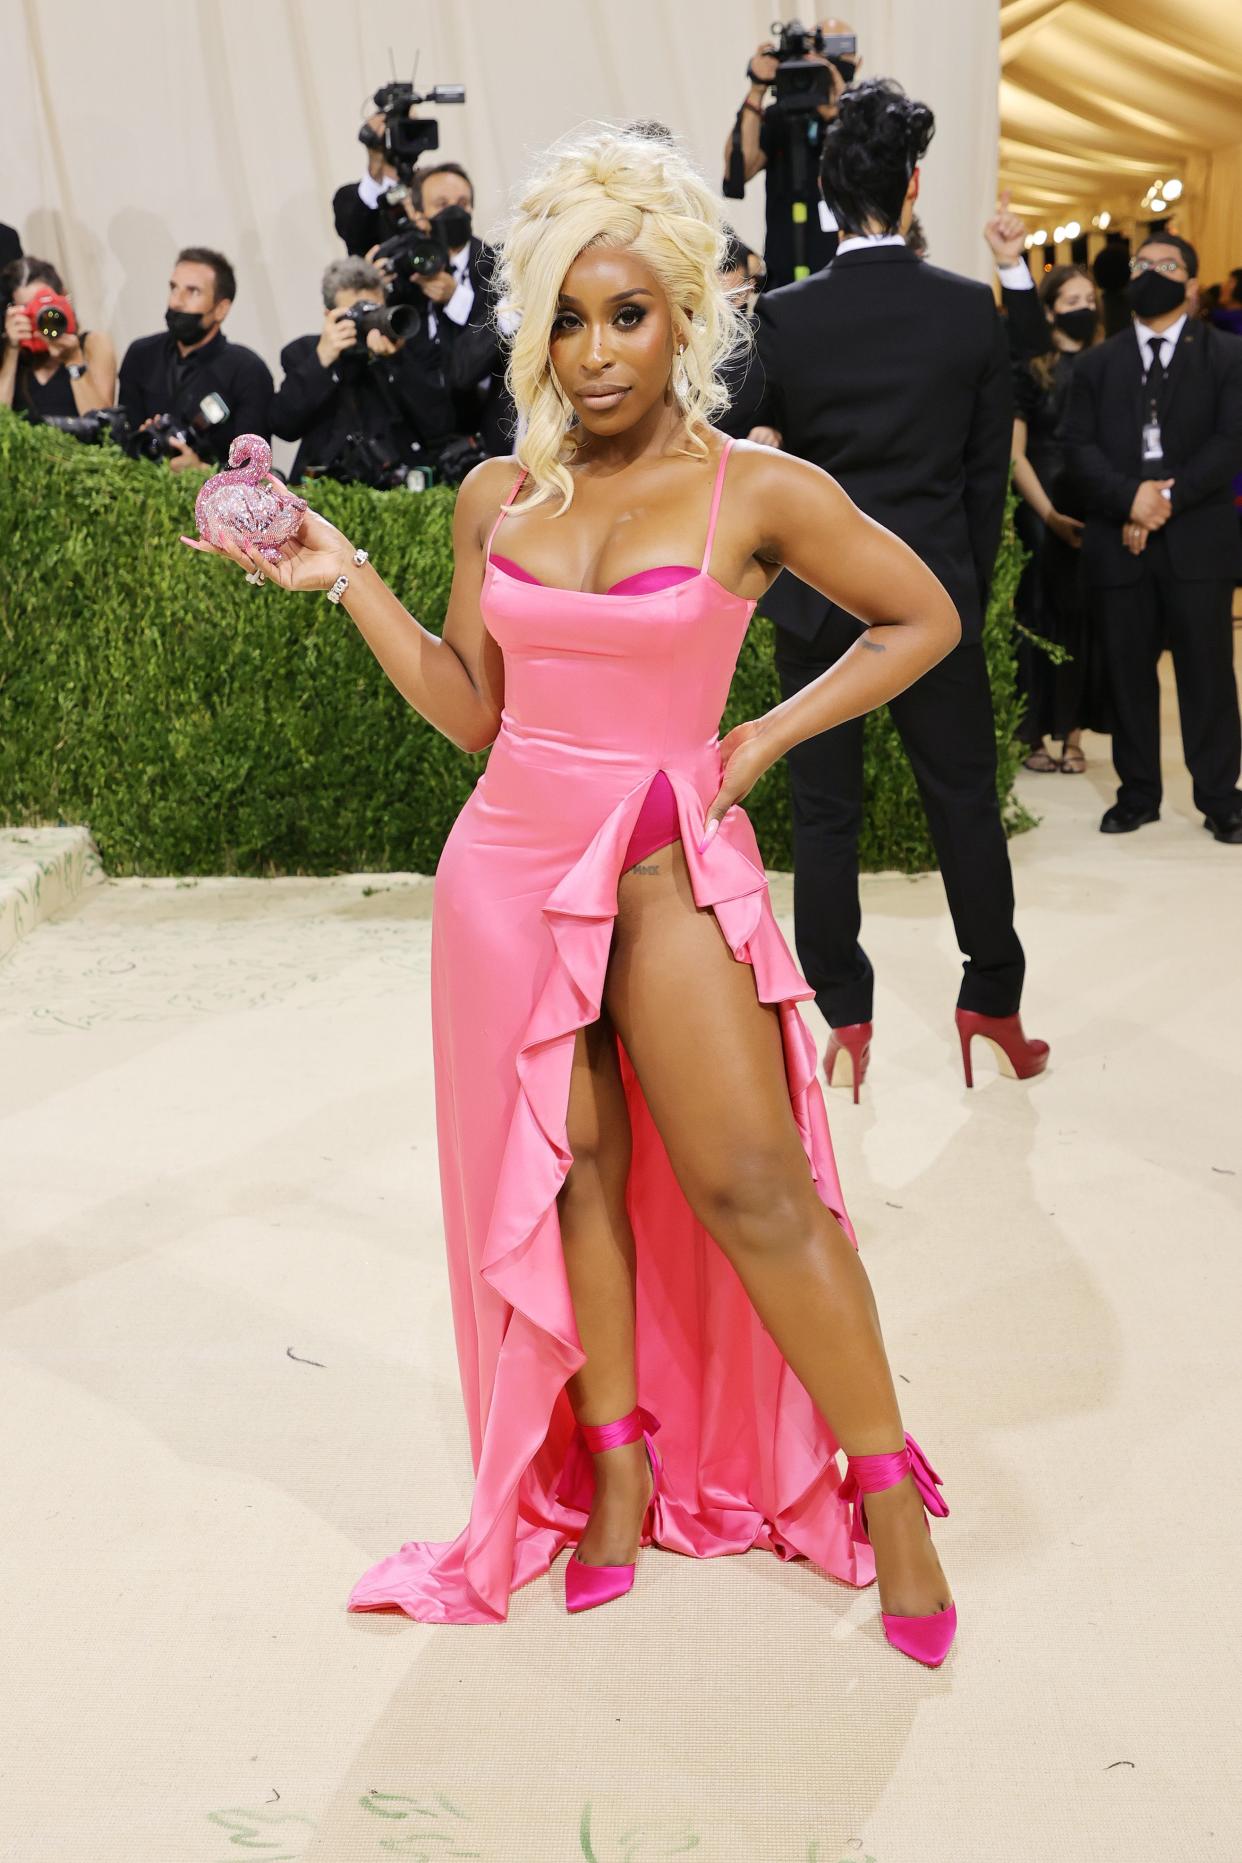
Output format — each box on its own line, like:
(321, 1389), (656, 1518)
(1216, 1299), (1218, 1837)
(819, 78), (936, 238)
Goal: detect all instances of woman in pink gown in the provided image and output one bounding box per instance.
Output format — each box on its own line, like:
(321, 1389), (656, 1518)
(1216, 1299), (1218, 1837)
(183, 127), (962, 1665)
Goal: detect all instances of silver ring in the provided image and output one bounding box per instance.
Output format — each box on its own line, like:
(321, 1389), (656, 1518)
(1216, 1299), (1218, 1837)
(244, 567), (266, 586)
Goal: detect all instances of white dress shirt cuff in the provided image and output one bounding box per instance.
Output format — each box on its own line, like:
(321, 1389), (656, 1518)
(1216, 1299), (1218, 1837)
(357, 172), (385, 211)
(997, 260), (1035, 291)
(441, 271), (475, 327)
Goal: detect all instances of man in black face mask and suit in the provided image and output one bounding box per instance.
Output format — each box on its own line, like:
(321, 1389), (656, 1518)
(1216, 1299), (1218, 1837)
(1060, 232), (1242, 842)
(368, 162), (516, 457)
(118, 248), (272, 471)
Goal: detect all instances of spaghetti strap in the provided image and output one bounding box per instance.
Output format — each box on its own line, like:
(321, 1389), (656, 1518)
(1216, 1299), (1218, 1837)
(699, 435), (735, 575)
(484, 464), (530, 566)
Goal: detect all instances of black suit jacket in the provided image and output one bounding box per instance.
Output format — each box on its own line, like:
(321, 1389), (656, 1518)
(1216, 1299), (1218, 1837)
(271, 329), (456, 483)
(754, 245), (1012, 645)
(1059, 319), (1242, 587)
(428, 238), (518, 457)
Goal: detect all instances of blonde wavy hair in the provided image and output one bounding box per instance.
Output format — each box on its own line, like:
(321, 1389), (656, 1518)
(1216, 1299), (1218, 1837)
(489, 123), (752, 514)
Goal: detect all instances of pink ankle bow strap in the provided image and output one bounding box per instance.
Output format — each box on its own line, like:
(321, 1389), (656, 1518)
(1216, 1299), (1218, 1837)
(556, 1406), (661, 1513)
(840, 1432), (949, 1547)
(580, 1406), (658, 1454)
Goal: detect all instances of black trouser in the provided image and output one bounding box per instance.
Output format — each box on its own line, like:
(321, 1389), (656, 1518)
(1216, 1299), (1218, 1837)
(773, 618), (1025, 1028)
(1094, 533), (1241, 819)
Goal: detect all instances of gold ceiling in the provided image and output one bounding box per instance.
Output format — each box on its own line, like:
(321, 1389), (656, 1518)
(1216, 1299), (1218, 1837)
(999, 0), (1242, 221)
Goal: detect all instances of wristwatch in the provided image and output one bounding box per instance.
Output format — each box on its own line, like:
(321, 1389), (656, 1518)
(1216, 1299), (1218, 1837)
(326, 547), (370, 604)
(66, 361), (88, 380)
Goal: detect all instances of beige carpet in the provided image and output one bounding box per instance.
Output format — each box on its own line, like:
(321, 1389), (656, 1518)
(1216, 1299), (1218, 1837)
(3, 655), (1239, 1863)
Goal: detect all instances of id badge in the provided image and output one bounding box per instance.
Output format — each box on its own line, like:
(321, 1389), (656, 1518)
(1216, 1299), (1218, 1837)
(1141, 420), (1163, 462)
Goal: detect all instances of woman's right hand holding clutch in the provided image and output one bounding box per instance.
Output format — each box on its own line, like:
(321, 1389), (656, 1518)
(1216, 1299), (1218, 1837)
(179, 506), (357, 593)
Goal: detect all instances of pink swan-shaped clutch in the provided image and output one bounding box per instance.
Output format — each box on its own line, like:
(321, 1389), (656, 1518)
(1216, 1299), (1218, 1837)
(193, 434), (308, 565)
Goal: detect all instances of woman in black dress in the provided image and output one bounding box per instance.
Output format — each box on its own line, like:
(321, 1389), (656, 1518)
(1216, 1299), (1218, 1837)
(1010, 263), (1107, 774)
(0, 256), (116, 429)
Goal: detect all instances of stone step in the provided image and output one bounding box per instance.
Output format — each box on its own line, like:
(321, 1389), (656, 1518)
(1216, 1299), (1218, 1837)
(0, 826), (104, 962)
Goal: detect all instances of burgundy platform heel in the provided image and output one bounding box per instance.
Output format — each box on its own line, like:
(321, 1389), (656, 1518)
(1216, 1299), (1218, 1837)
(823, 1022), (872, 1104)
(955, 1009), (1049, 1088)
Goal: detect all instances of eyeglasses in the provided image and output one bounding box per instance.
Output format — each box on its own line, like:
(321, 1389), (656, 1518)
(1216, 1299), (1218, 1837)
(1130, 257), (1185, 277)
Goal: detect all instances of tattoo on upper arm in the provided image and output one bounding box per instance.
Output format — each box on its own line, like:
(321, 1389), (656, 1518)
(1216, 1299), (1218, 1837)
(860, 635), (886, 653)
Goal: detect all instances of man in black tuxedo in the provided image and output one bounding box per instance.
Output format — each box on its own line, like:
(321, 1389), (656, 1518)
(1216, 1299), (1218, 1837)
(367, 160), (516, 457)
(1060, 233), (1242, 842)
(753, 78), (1046, 1084)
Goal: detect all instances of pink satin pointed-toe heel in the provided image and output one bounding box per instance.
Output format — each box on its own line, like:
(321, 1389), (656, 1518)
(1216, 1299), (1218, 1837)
(559, 1406), (661, 1615)
(839, 1432), (957, 1667)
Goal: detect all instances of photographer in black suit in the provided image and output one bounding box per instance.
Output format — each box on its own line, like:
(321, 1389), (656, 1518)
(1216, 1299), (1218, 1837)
(753, 78), (1047, 1094)
(368, 161), (516, 455)
(270, 258), (456, 487)
(1060, 232), (1242, 843)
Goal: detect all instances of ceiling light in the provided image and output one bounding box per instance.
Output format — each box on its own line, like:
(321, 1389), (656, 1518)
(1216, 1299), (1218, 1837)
(1034, 228), (1048, 244)
(1065, 221), (1081, 239)
(1164, 178), (1182, 200)
(1150, 197), (1167, 214)
(1098, 210), (1111, 229)
(1054, 225), (1066, 243)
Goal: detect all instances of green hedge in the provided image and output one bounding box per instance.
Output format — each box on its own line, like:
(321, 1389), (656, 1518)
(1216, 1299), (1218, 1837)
(0, 408), (1027, 876)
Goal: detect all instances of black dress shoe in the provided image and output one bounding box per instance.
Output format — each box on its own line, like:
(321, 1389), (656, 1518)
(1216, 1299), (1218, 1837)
(1100, 803), (1160, 834)
(1204, 810), (1242, 844)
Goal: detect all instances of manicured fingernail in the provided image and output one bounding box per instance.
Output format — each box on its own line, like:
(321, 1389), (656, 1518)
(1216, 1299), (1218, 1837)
(697, 821), (718, 854)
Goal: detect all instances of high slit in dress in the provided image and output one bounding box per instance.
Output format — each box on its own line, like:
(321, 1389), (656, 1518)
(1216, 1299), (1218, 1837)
(347, 433), (876, 1622)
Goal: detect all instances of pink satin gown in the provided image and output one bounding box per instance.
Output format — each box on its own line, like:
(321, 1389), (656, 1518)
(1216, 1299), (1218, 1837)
(347, 434), (876, 1622)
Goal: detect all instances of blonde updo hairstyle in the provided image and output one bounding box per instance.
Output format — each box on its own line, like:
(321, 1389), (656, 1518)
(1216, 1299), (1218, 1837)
(490, 124), (751, 515)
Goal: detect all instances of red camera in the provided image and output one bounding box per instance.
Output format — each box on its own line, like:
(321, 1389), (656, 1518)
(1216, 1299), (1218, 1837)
(18, 286), (77, 354)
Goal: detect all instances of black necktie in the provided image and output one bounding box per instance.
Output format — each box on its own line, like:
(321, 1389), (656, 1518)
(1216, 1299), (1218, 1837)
(1146, 334), (1166, 386)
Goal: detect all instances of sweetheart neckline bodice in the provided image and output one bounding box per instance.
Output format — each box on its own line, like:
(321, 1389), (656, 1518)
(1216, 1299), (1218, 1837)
(484, 556), (757, 609)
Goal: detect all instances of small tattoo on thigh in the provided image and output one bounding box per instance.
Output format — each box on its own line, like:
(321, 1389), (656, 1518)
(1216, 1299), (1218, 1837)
(860, 635), (886, 653)
(630, 861), (661, 875)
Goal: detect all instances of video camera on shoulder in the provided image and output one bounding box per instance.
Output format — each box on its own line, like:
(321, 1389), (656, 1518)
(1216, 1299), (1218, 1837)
(767, 19), (856, 116)
(358, 75), (465, 213)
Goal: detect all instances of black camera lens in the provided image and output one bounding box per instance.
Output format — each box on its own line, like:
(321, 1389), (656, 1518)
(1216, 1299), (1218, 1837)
(345, 299), (418, 344)
(35, 304), (70, 339)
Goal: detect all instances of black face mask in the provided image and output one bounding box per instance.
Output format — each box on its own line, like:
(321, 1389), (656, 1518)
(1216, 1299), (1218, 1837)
(1125, 270), (1186, 320)
(430, 203), (472, 251)
(1053, 307), (1097, 345)
(165, 307), (210, 345)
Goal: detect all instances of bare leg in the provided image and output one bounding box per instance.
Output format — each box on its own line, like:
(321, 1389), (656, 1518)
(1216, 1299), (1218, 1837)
(603, 838), (951, 1620)
(556, 1005), (652, 1567)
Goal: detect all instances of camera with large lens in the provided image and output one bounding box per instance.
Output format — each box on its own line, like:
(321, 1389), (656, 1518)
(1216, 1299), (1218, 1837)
(304, 429), (417, 492)
(768, 18), (857, 116)
(124, 391), (231, 461)
(340, 298), (420, 345)
(372, 226), (453, 281)
(358, 76), (466, 212)
(41, 405), (130, 445)
(18, 285), (78, 355)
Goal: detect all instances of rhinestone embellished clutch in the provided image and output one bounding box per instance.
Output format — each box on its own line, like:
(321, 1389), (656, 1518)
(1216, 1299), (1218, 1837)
(193, 435), (308, 565)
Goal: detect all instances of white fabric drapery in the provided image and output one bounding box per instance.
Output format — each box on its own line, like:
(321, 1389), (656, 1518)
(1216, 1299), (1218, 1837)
(5, 0), (999, 419)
